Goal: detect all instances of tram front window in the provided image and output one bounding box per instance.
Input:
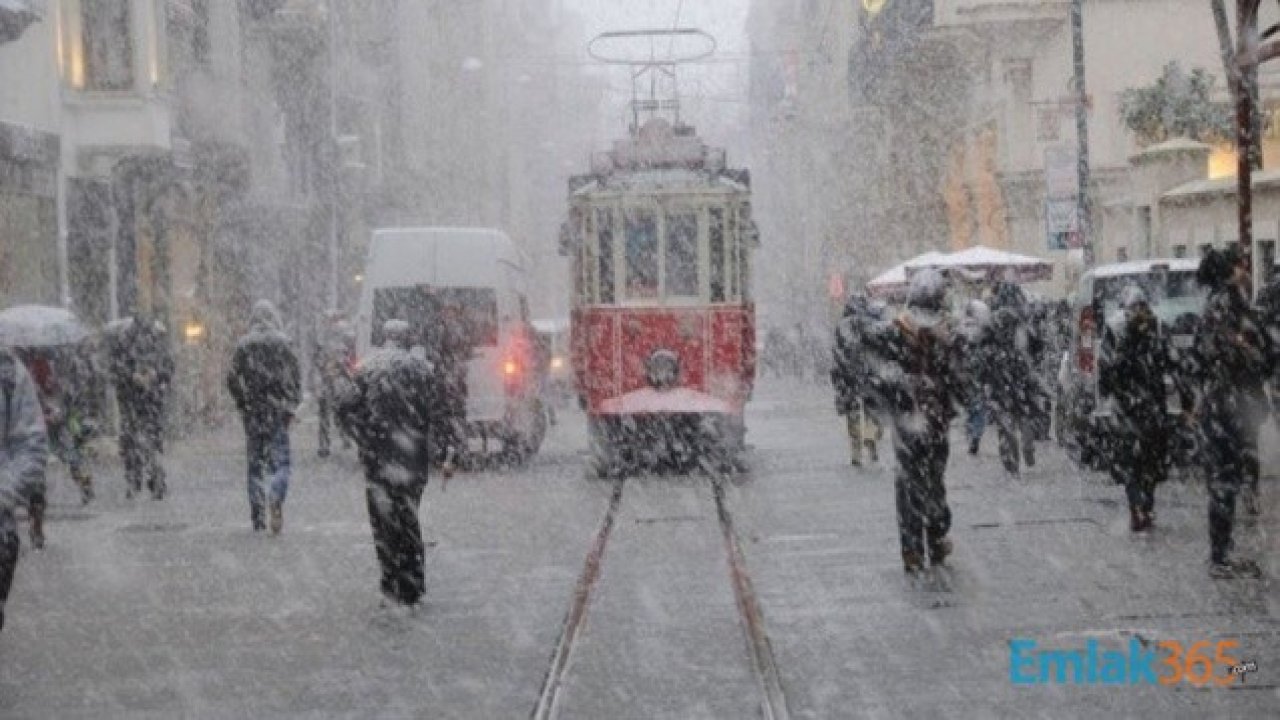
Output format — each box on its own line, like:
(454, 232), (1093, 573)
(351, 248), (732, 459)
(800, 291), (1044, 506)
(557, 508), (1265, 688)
(625, 210), (659, 299)
(666, 211), (699, 297)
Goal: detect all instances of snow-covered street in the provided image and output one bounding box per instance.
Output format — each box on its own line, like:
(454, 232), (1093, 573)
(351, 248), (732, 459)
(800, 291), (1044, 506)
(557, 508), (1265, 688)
(2, 378), (1276, 718)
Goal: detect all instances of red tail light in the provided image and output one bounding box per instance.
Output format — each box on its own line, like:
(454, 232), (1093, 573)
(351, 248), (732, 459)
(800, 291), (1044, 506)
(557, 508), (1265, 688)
(1077, 306), (1096, 373)
(503, 359), (519, 377)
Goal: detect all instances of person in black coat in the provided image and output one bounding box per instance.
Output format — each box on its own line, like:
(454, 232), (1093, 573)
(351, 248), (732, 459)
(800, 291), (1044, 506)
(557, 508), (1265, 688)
(831, 293), (883, 466)
(1195, 247), (1267, 578)
(107, 316), (174, 500)
(1098, 287), (1190, 532)
(337, 320), (458, 606)
(984, 282), (1040, 476)
(863, 270), (968, 573)
(226, 300), (300, 534)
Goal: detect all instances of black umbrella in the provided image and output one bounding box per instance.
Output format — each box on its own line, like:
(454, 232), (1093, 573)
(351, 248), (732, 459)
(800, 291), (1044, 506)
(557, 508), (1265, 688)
(0, 0), (39, 44)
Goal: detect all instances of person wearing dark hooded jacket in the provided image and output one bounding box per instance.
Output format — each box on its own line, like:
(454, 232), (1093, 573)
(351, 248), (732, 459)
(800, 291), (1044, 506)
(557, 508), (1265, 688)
(226, 300), (300, 534)
(984, 282), (1040, 476)
(1195, 246), (1267, 579)
(106, 316), (174, 500)
(0, 347), (48, 632)
(1098, 286), (1190, 532)
(863, 270), (967, 573)
(831, 292), (883, 466)
(336, 320), (457, 606)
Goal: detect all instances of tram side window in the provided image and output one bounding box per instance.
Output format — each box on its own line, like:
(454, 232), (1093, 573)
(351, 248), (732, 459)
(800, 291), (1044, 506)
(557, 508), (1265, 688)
(597, 208), (616, 303)
(624, 209), (659, 300)
(578, 209), (593, 303)
(666, 210), (699, 297)
(727, 207), (739, 299)
(709, 208), (725, 302)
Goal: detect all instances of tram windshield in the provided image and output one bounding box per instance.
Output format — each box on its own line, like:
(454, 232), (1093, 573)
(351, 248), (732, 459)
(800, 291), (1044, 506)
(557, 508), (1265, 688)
(665, 210), (699, 297)
(624, 210), (659, 299)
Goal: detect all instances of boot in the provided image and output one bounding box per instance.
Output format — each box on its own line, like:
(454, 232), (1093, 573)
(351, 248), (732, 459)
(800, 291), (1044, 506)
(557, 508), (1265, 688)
(927, 536), (952, 566)
(29, 507), (45, 550)
(1209, 558), (1262, 579)
(75, 473), (94, 505)
(865, 439), (878, 463)
(269, 501), (284, 536)
(1241, 487), (1260, 517)
(902, 549), (925, 574)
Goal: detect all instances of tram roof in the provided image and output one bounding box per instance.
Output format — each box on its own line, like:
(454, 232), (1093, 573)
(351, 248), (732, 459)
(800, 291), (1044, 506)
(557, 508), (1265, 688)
(570, 168), (748, 198)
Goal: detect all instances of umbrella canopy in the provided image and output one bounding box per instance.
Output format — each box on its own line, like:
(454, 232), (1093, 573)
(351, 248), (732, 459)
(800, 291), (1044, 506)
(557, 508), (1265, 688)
(0, 305), (89, 347)
(906, 245), (1053, 283)
(0, 0), (41, 44)
(866, 251), (949, 299)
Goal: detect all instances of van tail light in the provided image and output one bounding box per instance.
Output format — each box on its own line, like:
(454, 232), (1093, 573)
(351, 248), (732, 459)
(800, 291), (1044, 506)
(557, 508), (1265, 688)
(1077, 306), (1096, 374)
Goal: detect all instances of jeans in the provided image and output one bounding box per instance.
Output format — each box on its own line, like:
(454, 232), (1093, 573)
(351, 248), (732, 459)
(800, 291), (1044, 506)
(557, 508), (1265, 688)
(246, 420), (291, 521)
(965, 401), (987, 444)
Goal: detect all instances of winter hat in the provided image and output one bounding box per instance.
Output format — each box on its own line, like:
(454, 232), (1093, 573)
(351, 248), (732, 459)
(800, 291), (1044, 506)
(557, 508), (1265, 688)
(990, 281), (1027, 312)
(250, 300), (283, 333)
(1120, 285), (1148, 310)
(841, 292), (870, 319)
(965, 299), (991, 325)
(382, 319), (411, 349)
(907, 269), (947, 311)
(1197, 247), (1236, 289)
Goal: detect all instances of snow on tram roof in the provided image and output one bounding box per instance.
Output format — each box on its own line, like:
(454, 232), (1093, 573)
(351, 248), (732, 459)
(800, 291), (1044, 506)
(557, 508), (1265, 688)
(571, 169), (747, 197)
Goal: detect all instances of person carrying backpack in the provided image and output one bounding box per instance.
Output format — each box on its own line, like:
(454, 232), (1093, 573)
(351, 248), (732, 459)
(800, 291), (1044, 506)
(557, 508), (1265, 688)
(336, 320), (457, 607)
(863, 270), (968, 573)
(0, 347), (48, 632)
(227, 300), (300, 534)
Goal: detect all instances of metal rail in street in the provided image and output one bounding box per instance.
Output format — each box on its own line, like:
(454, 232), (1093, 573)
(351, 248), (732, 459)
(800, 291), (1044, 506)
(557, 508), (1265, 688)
(531, 478), (626, 720)
(531, 472), (791, 720)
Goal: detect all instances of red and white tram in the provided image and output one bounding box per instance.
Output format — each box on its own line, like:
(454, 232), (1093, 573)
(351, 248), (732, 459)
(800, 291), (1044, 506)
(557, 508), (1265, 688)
(561, 117), (758, 474)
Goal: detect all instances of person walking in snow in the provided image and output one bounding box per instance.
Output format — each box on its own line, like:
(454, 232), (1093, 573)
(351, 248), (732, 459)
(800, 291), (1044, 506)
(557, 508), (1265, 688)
(831, 292), (883, 466)
(227, 300), (300, 534)
(0, 346), (48, 632)
(1098, 286), (1190, 532)
(983, 282), (1040, 476)
(336, 320), (457, 607)
(1195, 246), (1267, 578)
(106, 316), (173, 500)
(863, 270), (968, 573)
(959, 299), (992, 456)
(313, 310), (356, 458)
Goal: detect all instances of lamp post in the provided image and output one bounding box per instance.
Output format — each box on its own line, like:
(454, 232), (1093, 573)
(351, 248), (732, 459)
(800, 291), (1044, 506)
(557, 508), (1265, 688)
(326, 0), (340, 312)
(1070, 0), (1094, 268)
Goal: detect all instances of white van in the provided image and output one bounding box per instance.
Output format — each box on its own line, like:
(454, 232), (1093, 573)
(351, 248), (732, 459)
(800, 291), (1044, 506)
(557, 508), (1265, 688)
(356, 227), (545, 461)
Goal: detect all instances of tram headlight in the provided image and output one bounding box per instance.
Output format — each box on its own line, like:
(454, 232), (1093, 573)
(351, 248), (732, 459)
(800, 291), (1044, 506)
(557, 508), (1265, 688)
(645, 349), (680, 390)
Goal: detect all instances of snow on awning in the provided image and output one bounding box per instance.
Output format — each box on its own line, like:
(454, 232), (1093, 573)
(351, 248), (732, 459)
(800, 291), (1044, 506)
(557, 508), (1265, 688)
(866, 251), (949, 299)
(906, 245), (1053, 283)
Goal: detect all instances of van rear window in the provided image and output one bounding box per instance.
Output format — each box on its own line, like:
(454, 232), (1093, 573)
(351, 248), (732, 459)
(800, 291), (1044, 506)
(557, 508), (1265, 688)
(373, 286), (500, 349)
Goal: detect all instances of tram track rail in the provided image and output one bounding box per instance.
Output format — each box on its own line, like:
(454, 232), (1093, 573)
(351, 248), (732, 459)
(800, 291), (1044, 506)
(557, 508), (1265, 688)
(531, 474), (791, 720)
